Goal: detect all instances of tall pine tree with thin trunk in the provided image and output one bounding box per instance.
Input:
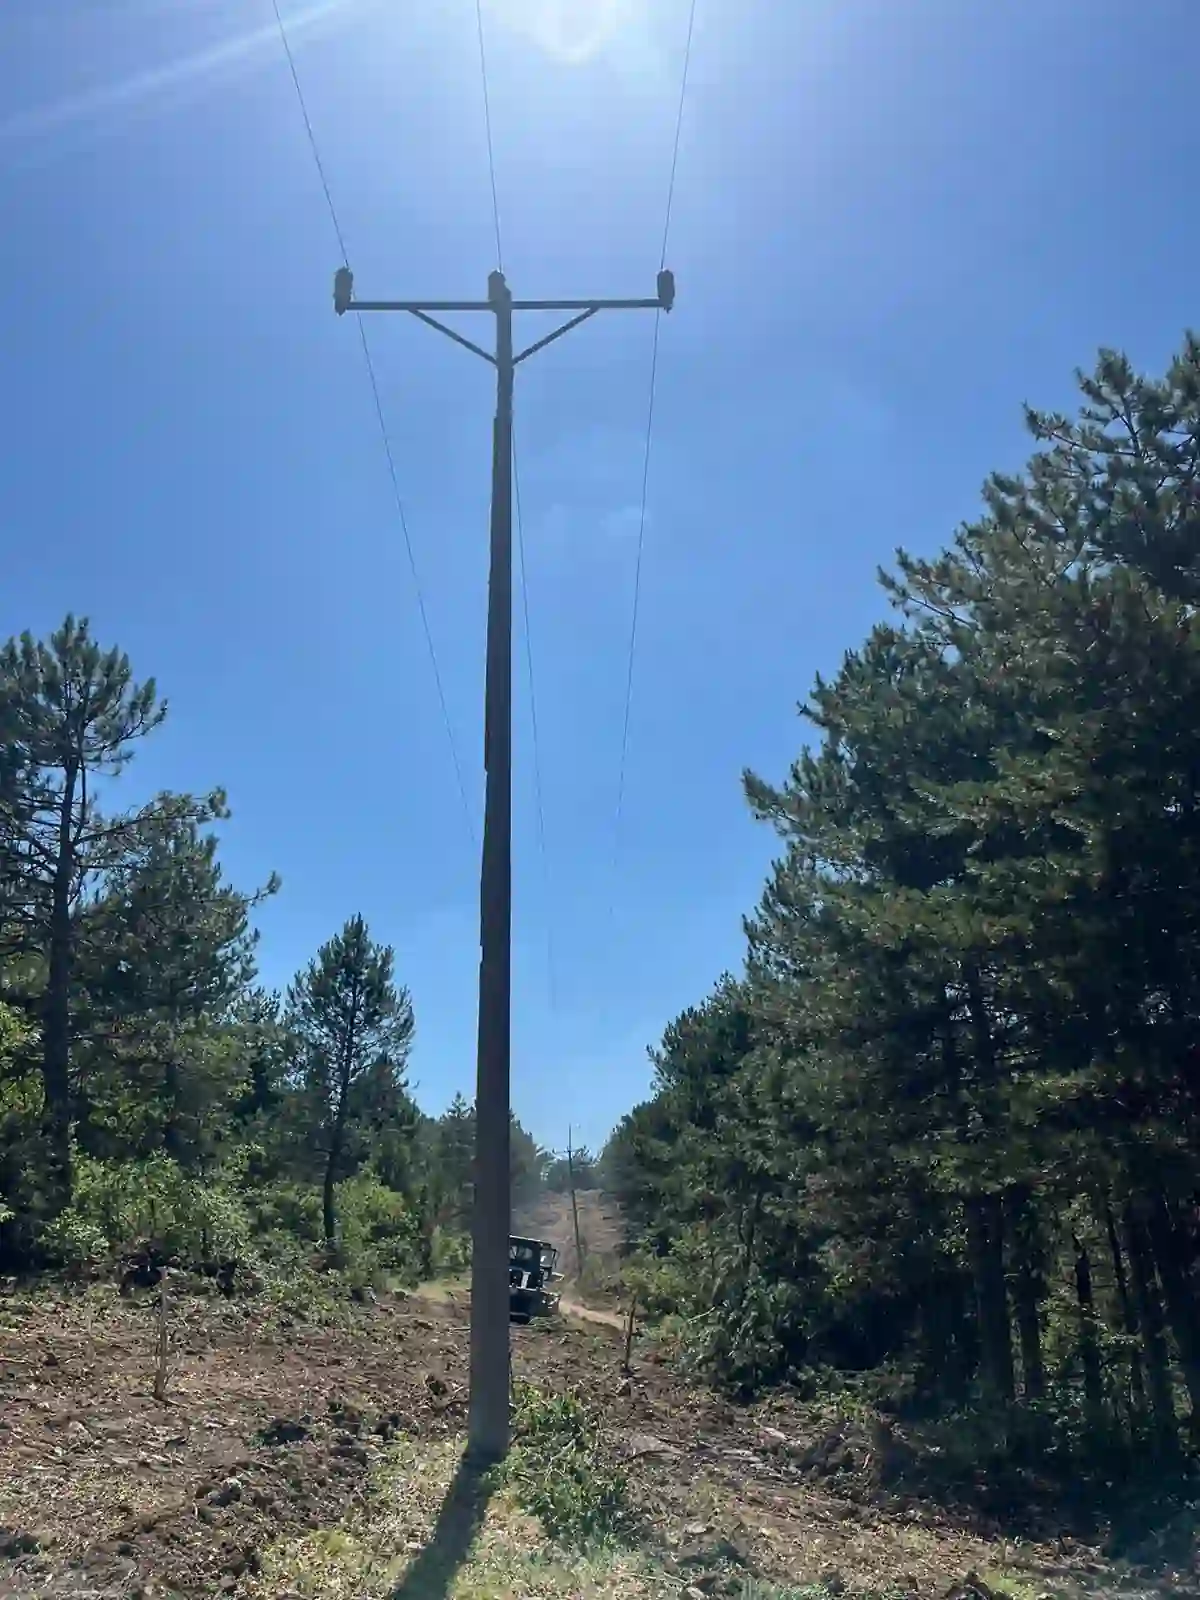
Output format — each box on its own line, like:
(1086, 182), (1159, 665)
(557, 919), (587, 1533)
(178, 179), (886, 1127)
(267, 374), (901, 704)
(0, 616), (226, 1218)
(287, 915), (414, 1252)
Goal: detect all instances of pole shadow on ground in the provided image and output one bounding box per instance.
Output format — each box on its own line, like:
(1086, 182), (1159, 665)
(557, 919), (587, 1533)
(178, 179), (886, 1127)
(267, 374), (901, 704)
(389, 1453), (498, 1600)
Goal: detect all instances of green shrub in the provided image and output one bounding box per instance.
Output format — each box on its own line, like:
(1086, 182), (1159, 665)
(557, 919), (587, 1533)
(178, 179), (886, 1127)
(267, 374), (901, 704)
(0, 1003), (34, 1072)
(15, 1143), (429, 1296)
(576, 1256), (623, 1301)
(66, 1153), (252, 1262)
(431, 1226), (470, 1277)
(505, 1381), (634, 1545)
(686, 1271), (806, 1398)
(624, 1240), (804, 1398)
(260, 1262), (356, 1327)
(621, 1234), (711, 1320)
(244, 1180), (324, 1247)
(337, 1171), (422, 1284)
(0, 1047), (43, 1251)
(38, 1207), (109, 1269)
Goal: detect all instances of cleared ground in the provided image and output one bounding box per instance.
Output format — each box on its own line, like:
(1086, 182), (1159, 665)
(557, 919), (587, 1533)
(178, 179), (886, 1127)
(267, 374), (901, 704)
(1, 1274), (1184, 1600)
(516, 1188), (627, 1308)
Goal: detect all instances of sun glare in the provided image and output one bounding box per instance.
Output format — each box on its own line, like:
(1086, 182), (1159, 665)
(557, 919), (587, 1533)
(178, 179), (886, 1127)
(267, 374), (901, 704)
(484, 0), (639, 66)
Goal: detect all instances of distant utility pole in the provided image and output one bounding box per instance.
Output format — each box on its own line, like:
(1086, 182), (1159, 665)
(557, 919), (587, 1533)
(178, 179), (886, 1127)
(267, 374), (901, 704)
(333, 264), (675, 1463)
(567, 1126), (585, 1279)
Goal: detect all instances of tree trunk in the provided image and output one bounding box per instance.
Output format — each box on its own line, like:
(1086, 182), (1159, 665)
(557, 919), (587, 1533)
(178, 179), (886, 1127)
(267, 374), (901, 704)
(1124, 1198), (1178, 1452)
(1104, 1198), (1146, 1425)
(623, 1293), (637, 1375)
(322, 1083), (351, 1253)
(967, 1192), (1015, 1403)
(1007, 1186), (1046, 1402)
(916, 1269), (972, 1406)
(417, 1187), (435, 1281)
(1145, 1192), (1200, 1422)
(323, 968), (362, 1255)
(1072, 1232), (1106, 1436)
(162, 1027), (183, 1163)
(322, 1113), (342, 1252)
(961, 976), (1014, 1403)
(742, 1190), (763, 1277)
(41, 773), (78, 1217)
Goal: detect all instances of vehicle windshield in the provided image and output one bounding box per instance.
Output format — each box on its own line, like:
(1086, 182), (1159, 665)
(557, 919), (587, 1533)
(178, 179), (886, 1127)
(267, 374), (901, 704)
(509, 1241), (539, 1269)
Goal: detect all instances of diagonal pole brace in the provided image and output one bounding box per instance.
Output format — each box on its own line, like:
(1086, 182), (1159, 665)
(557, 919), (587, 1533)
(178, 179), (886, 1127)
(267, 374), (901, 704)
(514, 308), (599, 365)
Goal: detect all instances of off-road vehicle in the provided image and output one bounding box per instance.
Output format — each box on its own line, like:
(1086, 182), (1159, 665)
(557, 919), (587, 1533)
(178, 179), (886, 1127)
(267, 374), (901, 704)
(509, 1236), (561, 1324)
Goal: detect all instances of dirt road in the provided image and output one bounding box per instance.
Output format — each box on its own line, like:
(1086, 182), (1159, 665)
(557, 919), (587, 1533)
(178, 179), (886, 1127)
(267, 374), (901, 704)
(559, 1297), (627, 1330)
(515, 1187), (625, 1300)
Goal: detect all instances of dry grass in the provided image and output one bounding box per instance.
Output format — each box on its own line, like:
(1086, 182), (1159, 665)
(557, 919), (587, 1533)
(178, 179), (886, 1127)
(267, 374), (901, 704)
(411, 1276), (471, 1311)
(245, 1438), (681, 1600)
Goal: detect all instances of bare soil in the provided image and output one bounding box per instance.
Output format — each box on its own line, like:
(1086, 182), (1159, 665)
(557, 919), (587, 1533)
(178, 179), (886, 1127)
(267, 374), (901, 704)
(0, 1279), (1190, 1600)
(516, 1188), (626, 1307)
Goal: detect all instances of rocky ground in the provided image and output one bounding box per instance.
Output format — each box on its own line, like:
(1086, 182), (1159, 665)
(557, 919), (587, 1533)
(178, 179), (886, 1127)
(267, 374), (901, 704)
(0, 1275), (1195, 1599)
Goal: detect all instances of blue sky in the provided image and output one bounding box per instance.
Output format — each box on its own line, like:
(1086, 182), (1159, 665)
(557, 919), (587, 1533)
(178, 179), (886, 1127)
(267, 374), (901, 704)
(2, 0), (1197, 1154)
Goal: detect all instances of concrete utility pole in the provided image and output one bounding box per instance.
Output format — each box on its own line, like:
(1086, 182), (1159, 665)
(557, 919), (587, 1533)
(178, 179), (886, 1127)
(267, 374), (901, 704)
(567, 1125), (585, 1279)
(333, 264), (675, 1462)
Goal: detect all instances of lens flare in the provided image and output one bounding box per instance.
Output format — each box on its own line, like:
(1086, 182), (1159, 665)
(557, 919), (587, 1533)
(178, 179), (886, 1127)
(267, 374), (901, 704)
(483, 0), (636, 66)
(0, 0), (356, 144)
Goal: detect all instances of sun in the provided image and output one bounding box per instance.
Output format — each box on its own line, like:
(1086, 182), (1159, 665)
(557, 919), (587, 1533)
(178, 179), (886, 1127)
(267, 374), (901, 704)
(484, 0), (639, 66)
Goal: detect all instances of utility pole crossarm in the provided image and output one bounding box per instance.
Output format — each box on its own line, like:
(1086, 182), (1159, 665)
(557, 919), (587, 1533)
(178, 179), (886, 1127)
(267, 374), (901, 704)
(334, 266), (675, 323)
(345, 296), (663, 312)
(332, 261), (675, 1466)
(511, 297), (666, 311)
(349, 299), (493, 312)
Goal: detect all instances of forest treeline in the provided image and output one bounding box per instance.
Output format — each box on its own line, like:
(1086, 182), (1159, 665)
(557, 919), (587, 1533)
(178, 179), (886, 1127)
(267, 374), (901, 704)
(0, 627), (550, 1283)
(9, 332), (1200, 1491)
(600, 336), (1200, 1479)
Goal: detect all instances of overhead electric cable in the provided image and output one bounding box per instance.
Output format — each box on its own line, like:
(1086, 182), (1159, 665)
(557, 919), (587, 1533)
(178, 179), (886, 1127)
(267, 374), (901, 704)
(613, 0), (699, 866)
(270, 0), (477, 847)
(474, 0), (505, 272)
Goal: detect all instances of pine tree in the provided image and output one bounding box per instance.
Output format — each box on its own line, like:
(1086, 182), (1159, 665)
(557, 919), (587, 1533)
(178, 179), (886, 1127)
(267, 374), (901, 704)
(611, 333), (1200, 1456)
(429, 1092), (475, 1233)
(75, 816), (277, 1169)
(0, 616), (227, 1215)
(287, 915), (414, 1250)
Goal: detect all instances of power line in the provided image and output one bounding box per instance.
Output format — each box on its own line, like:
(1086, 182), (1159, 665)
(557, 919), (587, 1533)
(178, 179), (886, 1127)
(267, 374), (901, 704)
(659, 0), (699, 274)
(472, 0), (557, 1011)
(354, 323), (478, 845)
(270, 0), (347, 265)
(613, 0), (698, 866)
(270, 0), (477, 847)
(474, 0), (504, 272)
